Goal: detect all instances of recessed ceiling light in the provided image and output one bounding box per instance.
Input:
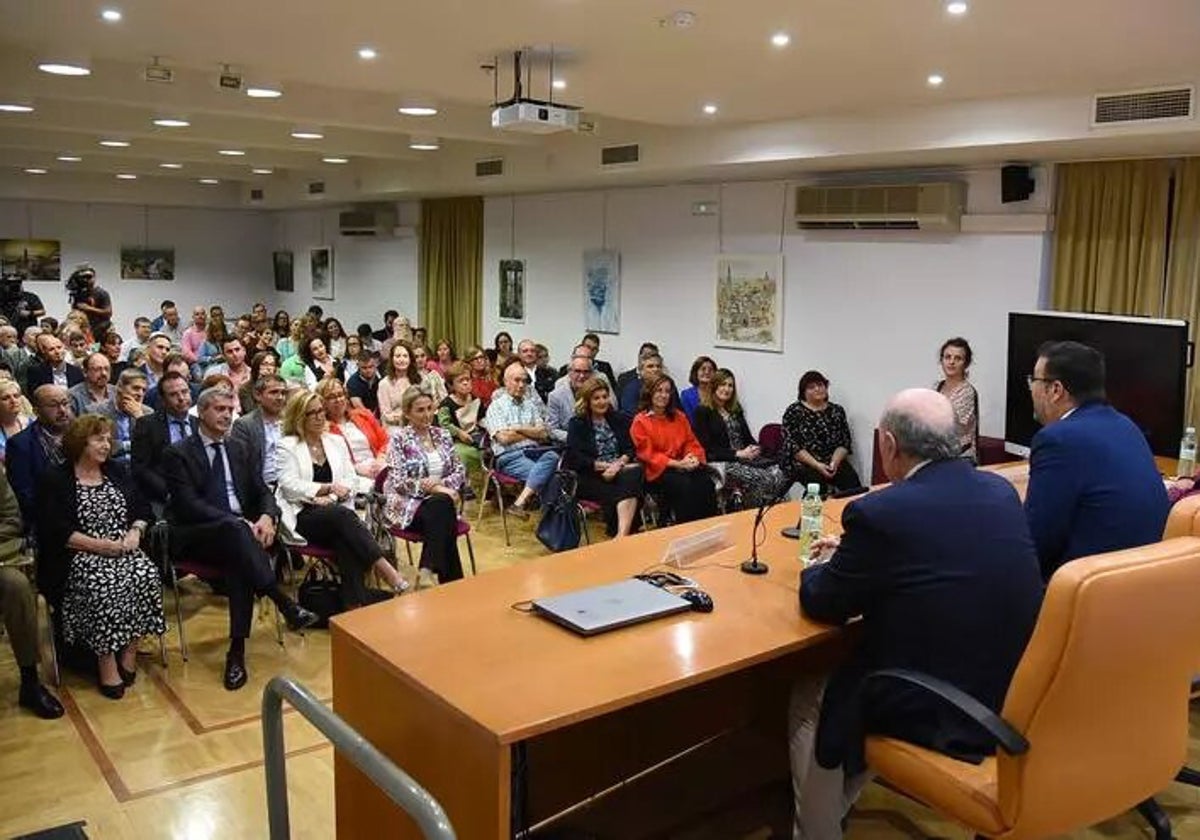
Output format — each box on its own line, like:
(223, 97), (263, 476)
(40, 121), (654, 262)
(56, 155), (82, 162)
(358, 47), (377, 60)
(322, 156), (349, 164)
(0, 103), (34, 113)
(927, 73), (945, 87)
(99, 139), (130, 147)
(771, 32), (791, 47)
(38, 62), (91, 77)
(251, 168), (274, 175)
(409, 139), (439, 151)
(24, 168), (47, 175)
(153, 118), (190, 128)
(702, 103), (718, 115)
(218, 149), (246, 156)
(115, 173), (137, 180)
(101, 8), (122, 21)
(245, 86), (282, 99)
(398, 106), (438, 117)
(946, 1), (968, 15)
(290, 130), (324, 140)
(198, 178), (220, 185)
(552, 79), (567, 91)
(159, 162), (183, 169)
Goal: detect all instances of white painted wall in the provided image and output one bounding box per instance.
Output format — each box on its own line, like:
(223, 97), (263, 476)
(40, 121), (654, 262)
(268, 203), (420, 333)
(481, 171), (1051, 472)
(0, 198), (275, 337)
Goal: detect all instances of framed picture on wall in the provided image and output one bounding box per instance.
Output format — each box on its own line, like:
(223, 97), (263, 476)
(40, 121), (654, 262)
(583, 249), (620, 334)
(273, 250), (294, 292)
(0, 239), (61, 281)
(120, 247), (175, 280)
(310, 246), (334, 299)
(498, 259), (525, 323)
(715, 254), (784, 353)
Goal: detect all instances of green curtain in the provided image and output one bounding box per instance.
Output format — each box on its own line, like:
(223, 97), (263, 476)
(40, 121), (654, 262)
(1051, 159), (1172, 316)
(1164, 158), (1200, 426)
(419, 196), (483, 351)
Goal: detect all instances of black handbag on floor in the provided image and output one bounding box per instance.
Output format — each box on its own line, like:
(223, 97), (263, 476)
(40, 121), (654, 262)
(536, 470), (582, 553)
(297, 562), (344, 629)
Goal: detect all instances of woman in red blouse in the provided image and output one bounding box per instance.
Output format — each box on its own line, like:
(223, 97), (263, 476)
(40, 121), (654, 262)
(630, 374), (718, 524)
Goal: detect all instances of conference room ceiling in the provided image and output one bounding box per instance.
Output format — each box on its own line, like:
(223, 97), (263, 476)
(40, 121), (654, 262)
(1, 0), (1199, 205)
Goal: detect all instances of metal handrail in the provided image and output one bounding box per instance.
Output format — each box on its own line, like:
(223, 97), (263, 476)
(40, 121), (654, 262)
(262, 676), (456, 839)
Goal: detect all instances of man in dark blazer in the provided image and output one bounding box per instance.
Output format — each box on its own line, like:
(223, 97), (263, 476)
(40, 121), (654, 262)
(163, 385), (316, 691)
(25, 333), (83, 391)
(790, 389), (1044, 838)
(6, 384), (73, 526)
(1024, 340), (1169, 580)
(229, 373), (287, 486)
(131, 372), (197, 508)
(580, 332), (617, 392)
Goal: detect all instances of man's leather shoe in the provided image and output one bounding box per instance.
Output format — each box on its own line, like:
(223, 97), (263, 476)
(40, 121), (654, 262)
(282, 603), (319, 633)
(19, 682), (65, 719)
(223, 653), (248, 691)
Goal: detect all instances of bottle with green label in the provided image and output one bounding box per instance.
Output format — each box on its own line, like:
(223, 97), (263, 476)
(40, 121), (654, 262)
(797, 483), (823, 566)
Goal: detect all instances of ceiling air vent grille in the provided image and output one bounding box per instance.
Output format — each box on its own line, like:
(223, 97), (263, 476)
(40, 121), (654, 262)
(1092, 86), (1194, 126)
(794, 182), (964, 233)
(307, 180), (326, 196)
(601, 144), (640, 166)
(475, 158), (504, 177)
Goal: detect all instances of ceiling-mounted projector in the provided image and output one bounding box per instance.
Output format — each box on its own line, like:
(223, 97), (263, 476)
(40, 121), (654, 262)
(491, 101), (579, 134)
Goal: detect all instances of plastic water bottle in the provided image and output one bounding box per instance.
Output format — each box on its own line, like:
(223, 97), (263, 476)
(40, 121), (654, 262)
(1179, 426), (1197, 478)
(797, 483), (824, 566)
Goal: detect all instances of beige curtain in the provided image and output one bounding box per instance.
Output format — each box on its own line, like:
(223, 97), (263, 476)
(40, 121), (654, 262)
(1164, 158), (1200, 426)
(419, 197), (483, 351)
(1051, 159), (1172, 316)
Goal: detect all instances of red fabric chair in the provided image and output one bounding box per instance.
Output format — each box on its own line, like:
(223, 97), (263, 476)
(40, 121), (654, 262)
(758, 423), (784, 460)
(475, 438), (526, 546)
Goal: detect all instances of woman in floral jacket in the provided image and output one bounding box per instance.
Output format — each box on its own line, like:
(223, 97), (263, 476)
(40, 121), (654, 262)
(383, 385), (467, 583)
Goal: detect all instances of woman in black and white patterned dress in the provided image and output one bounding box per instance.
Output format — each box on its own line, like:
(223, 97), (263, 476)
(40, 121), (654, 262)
(36, 414), (165, 700)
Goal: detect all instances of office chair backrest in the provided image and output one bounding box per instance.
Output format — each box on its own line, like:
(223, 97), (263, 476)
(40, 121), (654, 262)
(995, 537), (1200, 837)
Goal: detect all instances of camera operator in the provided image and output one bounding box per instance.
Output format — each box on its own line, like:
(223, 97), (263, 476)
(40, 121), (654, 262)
(67, 265), (112, 339)
(0, 274), (46, 335)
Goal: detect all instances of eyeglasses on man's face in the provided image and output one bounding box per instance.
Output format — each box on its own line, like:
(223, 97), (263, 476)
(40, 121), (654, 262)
(1026, 375), (1057, 387)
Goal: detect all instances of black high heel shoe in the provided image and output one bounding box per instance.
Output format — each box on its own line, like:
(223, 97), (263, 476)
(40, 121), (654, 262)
(116, 660), (137, 686)
(98, 679), (125, 700)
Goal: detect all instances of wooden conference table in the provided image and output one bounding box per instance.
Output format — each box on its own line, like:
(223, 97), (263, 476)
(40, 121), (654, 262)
(329, 457), (1176, 838)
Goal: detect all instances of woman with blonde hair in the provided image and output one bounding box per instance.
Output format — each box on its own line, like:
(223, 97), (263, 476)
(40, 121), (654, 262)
(0, 379), (32, 462)
(276, 390), (408, 600)
(315, 378), (388, 478)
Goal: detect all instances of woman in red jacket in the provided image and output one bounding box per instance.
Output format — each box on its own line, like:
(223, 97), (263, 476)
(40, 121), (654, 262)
(630, 374), (718, 525)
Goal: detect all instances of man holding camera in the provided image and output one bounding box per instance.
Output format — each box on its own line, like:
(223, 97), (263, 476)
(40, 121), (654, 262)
(68, 265), (113, 339)
(0, 276), (46, 335)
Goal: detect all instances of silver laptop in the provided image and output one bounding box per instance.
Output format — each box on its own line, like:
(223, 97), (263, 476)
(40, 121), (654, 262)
(532, 579), (692, 636)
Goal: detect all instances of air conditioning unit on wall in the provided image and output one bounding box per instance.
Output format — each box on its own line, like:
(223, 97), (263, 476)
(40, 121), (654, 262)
(339, 206), (399, 237)
(794, 182), (965, 232)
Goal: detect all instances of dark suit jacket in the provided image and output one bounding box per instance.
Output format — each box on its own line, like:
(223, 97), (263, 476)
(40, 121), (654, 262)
(5, 421), (52, 527)
(692, 405), (756, 462)
(564, 411), (636, 473)
(34, 460), (150, 606)
(26, 361), (83, 391)
(800, 458), (1044, 772)
(1025, 401), (1169, 580)
(131, 411), (198, 504)
(163, 433), (280, 531)
(230, 409), (268, 481)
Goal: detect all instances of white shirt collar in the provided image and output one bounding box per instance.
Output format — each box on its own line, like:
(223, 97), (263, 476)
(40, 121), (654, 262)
(905, 459), (932, 480)
(1060, 406), (1077, 420)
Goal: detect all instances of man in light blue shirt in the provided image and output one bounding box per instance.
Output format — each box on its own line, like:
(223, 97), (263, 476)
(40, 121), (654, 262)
(484, 361), (559, 518)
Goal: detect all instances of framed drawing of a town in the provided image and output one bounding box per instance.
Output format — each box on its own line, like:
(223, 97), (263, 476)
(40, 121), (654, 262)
(715, 255), (784, 352)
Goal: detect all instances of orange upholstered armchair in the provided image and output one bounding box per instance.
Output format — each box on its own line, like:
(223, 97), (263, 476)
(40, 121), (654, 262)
(1163, 493), (1200, 539)
(862, 537), (1200, 839)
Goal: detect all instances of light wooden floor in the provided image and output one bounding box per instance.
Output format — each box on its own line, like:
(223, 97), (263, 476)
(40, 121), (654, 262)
(1, 502), (1198, 839)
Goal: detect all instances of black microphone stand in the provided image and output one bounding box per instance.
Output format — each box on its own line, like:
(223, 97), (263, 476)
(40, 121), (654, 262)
(741, 484), (794, 575)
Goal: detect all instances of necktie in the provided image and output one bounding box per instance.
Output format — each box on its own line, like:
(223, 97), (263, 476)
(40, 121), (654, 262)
(170, 419), (187, 443)
(209, 442), (232, 512)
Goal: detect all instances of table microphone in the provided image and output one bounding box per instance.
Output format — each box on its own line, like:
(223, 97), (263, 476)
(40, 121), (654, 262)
(741, 484), (793, 575)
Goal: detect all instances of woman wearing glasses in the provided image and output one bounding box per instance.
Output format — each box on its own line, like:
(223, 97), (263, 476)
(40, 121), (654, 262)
(276, 390), (409, 601)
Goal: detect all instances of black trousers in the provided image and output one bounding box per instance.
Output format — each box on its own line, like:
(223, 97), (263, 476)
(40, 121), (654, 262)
(648, 468), (718, 525)
(296, 504), (380, 607)
(172, 518), (277, 640)
(576, 464), (644, 535)
(405, 494), (463, 583)
(789, 461), (861, 494)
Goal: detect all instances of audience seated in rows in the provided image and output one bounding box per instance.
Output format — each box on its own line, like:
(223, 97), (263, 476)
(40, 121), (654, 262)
(565, 377), (644, 538)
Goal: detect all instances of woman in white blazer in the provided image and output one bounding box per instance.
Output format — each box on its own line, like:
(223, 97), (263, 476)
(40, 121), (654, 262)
(276, 390), (409, 603)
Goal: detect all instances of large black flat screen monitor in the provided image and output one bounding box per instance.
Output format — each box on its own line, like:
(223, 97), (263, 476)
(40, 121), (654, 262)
(1005, 311), (1190, 458)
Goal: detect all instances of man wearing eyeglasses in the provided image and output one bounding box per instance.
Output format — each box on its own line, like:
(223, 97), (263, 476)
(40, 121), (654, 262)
(485, 361), (559, 519)
(1024, 340), (1168, 580)
(547, 352), (596, 443)
(6, 385), (74, 526)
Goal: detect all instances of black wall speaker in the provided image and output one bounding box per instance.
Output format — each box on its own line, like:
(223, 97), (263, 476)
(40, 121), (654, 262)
(1001, 165), (1036, 203)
